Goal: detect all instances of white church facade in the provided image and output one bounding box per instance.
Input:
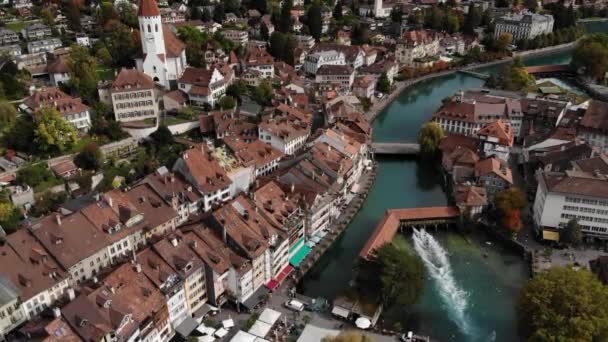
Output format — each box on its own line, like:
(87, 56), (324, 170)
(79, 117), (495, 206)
(135, 0), (187, 89)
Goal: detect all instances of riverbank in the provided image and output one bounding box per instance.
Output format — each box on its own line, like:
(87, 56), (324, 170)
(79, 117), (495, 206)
(365, 42), (578, 124)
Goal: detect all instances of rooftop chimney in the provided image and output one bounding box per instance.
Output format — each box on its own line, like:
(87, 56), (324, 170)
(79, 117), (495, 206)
(55, 215), (61, 226)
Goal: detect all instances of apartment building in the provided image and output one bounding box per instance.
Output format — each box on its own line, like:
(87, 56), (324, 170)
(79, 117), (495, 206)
(212, 202), (272, 295)
(475, 156), (513, 199)
(316, 128), (367, 190)
(223, 30), (248, 46)
(577, 100), (608, 153)
(28, 213), (111, 284)
(23, 87), (92, 131)
(303, 50), (346, 75)
(259, 115), (310, 155)
(224, 137), (284, 178)
(0, 275), (27, 339)
(315, 65), (355, 91)
(153, 232), (208, 317)
(243, 47), (275, 79)
(0, 28), (19, 45)
(494, 12), (554, 41)
(144, 167), (204, 224)
(21, 23), (51, 41)
(396, 30), (441, 66)
(178, 66), (227, 108)
(99, 68), (159, 123)
(476, 120), (514, 161)
(295, 35), (315, 49)
(533, 156), (608, 240)
(0, 230), (70, 320)
(173, 145), (233, 212)
(26, 38), (62, 54)
(137, 247), (189, 327)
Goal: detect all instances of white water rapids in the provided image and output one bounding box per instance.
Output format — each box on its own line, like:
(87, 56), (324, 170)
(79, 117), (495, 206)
(412, 228), (476, 339)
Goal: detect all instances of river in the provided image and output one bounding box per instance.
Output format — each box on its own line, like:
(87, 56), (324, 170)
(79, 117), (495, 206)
(298, 50), (575, 341)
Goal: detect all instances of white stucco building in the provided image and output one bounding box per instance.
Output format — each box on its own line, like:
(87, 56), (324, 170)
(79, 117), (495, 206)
(134, 0), (187, 89)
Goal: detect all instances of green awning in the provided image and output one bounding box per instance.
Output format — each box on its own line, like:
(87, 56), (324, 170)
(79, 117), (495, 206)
(290, 244), (311, 267)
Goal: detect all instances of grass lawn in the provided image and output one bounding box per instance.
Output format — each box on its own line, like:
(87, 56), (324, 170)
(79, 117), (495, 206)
(163, 115), (192, 126)
(5, 21), (26, 32)
(96, 65), (116, 81)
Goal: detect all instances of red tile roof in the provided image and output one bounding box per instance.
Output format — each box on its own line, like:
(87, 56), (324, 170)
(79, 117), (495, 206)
(111, 69), (155, 91)
(359, 207), (460, 258)
(178, 145), (232, 193)
(138, 0), (160, 17)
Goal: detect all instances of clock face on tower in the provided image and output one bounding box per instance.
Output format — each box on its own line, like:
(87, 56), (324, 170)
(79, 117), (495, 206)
(146, 35), (154, 43)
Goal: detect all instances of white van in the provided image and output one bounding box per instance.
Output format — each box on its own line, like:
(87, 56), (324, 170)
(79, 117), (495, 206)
(284, 299), (305, 312)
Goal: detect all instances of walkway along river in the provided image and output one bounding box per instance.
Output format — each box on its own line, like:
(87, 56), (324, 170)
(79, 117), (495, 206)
(297, 50), (574, 342)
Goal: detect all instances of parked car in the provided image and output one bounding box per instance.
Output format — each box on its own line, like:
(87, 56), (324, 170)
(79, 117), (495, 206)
(375, 92), (384, 99)
(284, 299), (305, 312)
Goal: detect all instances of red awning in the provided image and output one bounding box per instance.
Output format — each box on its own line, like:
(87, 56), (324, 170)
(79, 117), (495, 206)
(265, 265), (294, 291)
(275, 265), (294, 284)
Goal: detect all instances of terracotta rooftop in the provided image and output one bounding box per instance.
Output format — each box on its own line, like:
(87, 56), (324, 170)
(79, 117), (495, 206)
(152, 230), (205, 278)
(0, 230), (68, 302)
(543, 172), (608, 198)
(259, 115), (310, 141)
(28, 212), (110, 270)
(359, 207), (460, 258)
(111, 69), (155, 91)
(176, 144), (232, 194)
(475, 157), (513, 184)
(212, 201), (268, 259)
(138, 0), (160, 17)
(19, 315), (82, 342)
(572, 154), (608, 174)
(136, 247), (181, 293)
(144, 168), (202, 208)
(224, 137), (283, 169)
(454, 185), (487, 208)
(24, 87), (89, 118)
(62, 295), (113, 342)
(253, 181), (300, 230)
(477, 120), (514, 146)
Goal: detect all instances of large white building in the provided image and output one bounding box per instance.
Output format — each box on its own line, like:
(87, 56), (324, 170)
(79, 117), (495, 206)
(178, 67), (227, 108)
(494, 12), (554, 41)
(98, 68), (159, 123)
(134, 0), (187, 89)
(577, 100), (608, 153)
(533, 162), (608, 241)
(303, 50), (346, 75)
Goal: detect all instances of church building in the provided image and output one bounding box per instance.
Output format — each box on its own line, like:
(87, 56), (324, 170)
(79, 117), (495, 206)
(135, 0), (187, 89)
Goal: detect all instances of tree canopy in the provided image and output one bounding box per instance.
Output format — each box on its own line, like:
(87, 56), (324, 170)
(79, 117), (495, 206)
(561, 219), (583, 246)
(307, 2), (323, 41)
(75, 142), (104, 170)
(495, 187), (526, 233)
(417, 122), (445, 157)
(356, 243), (425, 308)
(376, 73), (391, 94)
(517, 267), (608, 341)
(0, 101), (17, 135)
(34, 108), (79, 155)
(486, 57), (535, 91)
(68, 44), (100, 103)
(571, 34), (608, 82)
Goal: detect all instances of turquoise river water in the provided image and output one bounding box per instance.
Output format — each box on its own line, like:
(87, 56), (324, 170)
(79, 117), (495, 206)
(299, 50), (574, 341)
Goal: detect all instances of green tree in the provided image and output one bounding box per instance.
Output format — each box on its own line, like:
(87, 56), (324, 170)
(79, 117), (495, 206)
(279, 0), (293, 32)
(390, 7), (403, 24)
(307, 2), (323, 41)
(34, 108), (79, 155)
(102, 20), (139, 67)
(0, 202), (21, 233)
(571, 34), (608, 82)
(463, 5), (481, 35)
(0, 100), (17, 135)
(252, 80), (273, 106)
(445, 11), (460, 34)
(75, 142), (104, 170)
(351, 24), (369, 45)
(561, 219), (583, 246)
(284, 34), (298, 65)
(496, 32), (513, 52)
(226, 80), (248, 100)
(495, 187), (526, 234)
(525, 0), (538, 12)
(97, 1), (119, 26)
(333, 0), (343, 21)
(517, 267), (608, 341)
(150, 125), (174, 146)
(417, 122), (445, 157)
(322, 332), (376, 342)
(95, 46), (113, 65)
(268, 31), (287, 60)
(252, 0), (267, 14)
(201, 8), (212, 22)
(16, 164), (57, 189)
(357, 243), (424, 308)
(218, 96), (236, 109)
(490, 58), (535, 91)
(117, 2), (138, 28)
(213, 3), (226, 22)
(40, 7), (55, 28)
(68, 44), (100, 102)
(3, 116), (36, 153)
(376, 72), (391, 93)
(66, 0), (81, 31)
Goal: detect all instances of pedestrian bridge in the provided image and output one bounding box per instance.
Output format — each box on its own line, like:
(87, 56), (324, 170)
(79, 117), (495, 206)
(371, 142), (421, 155)
(359, 206), (460, 259)
(457, 70), (490, 80)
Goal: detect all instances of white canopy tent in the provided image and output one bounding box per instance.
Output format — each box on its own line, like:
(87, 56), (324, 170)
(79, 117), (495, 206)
(196, 325), (217, 336)
(331, 306), (350, 319)
(198, 336), (215, 342)
(215, 328), (229, 338)
(248, 320), (272, 338)
(230, 331), (257, 342)
(223, 318), (235, 329)
(355, 317), (371, 330)
(258, 308), (281, 325)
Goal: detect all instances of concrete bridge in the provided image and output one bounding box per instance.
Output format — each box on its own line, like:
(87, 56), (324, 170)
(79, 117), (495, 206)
(371, 142), (421, 155)
(457, 70), (490, 80)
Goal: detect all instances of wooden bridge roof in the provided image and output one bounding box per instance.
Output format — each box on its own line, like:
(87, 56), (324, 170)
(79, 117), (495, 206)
(524, 64), (570, 74)
(359, 206), (460, 259)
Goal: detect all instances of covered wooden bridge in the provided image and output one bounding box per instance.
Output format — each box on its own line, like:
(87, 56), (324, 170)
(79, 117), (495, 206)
(359, 206), (460, 259)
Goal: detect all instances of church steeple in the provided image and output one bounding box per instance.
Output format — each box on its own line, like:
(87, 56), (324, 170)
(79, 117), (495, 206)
(138, 0), (165, 56)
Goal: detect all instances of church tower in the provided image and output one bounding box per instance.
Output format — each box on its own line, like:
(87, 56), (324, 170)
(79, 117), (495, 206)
(373, 0), (382, 18)
(138, 0), (165, 57)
